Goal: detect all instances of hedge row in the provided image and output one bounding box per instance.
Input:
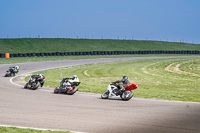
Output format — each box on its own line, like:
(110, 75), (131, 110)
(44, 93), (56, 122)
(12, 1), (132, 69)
(0, 51), (200, 58)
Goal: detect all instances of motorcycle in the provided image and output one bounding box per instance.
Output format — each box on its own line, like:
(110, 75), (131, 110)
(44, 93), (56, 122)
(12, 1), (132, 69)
(101, 82), (138, 101)
(54, 79), (81, 95)
(24, 75), (45, 90)
(5, 67), (16, 77)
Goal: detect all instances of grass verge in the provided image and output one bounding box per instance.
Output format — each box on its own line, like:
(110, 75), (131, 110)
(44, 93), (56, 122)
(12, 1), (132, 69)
(30, 57), (200, 102)
(0, 126), (71, 133)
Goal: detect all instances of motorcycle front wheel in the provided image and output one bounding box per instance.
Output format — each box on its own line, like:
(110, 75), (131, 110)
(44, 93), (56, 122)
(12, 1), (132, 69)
(101, 90), (109, 99)
(30, 82), (40, 90)
(10, 73), (15, 77)
(67, 87), (78, 95)
(120, 91), (133, 101)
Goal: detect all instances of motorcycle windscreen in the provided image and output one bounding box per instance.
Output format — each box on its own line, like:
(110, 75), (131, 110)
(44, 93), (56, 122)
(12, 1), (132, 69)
(125, 83), (138, 91)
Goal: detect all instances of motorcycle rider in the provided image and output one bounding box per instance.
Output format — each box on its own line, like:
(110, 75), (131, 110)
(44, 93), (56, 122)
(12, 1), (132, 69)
(61, 74), (79, 84)
(37, 73), (45, 87)
(112, 76), (130, 91)
(10, 65), (19, 74)
(59, 74), (79, 92)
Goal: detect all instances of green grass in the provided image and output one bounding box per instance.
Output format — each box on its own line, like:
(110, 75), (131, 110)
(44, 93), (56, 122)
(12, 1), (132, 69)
(30, 57), (200, 102)
(0, 127), (71, 133)
(1, 38), (200, 54)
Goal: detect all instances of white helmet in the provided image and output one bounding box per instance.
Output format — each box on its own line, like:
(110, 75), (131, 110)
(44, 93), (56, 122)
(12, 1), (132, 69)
(15, 66), (19, 70)
(39, 73), (44, 78)
(72, 74), (77, 78)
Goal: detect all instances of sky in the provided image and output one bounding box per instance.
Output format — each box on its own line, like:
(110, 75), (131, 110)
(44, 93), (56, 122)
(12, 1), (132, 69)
(0, 0), (200, 43)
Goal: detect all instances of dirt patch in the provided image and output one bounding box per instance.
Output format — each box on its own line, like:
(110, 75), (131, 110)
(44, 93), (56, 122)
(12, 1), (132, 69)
(84, 70), (90, 77)
(165, 60), (200, 77)
(142, 62), (159, 75)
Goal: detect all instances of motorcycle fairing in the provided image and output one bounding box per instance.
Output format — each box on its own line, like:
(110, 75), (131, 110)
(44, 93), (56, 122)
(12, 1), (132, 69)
(125, 83), (138, 91)
(108, 84), (118, 97)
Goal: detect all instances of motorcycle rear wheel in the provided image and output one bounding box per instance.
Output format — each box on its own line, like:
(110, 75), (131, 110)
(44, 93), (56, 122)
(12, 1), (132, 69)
(24, 83), (28, 89)
(120, 91), (133, 101)
(101, 90), (109, 99)
(54, 87), (59, 94)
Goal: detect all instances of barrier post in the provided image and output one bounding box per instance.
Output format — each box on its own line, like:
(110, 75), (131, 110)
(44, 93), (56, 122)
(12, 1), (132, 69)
(5, 53), (10, 58)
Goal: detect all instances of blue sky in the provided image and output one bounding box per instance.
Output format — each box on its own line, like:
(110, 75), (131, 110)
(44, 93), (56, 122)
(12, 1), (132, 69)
(0, 0), (200, 43)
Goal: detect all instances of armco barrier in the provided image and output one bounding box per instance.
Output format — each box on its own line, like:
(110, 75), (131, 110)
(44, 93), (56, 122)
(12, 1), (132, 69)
(1, 51), (200, 58)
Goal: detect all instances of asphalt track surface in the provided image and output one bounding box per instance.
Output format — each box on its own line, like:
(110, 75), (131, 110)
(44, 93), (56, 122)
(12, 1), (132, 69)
(0, 57), (200, 133)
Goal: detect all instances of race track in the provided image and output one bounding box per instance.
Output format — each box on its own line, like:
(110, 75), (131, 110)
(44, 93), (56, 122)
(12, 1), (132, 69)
(0, 57), (200, 133)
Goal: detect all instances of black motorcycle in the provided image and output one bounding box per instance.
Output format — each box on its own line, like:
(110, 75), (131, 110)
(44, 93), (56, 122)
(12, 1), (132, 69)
(54, 78), (81, 95)
(5, 67), (16, 77)
(24, 75), (45, 90)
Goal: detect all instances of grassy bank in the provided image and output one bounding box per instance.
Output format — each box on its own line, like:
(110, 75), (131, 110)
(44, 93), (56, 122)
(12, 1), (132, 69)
(31, 57), (200, 102)
(0, 126), (70, 133)
(1, 38), (200, 54)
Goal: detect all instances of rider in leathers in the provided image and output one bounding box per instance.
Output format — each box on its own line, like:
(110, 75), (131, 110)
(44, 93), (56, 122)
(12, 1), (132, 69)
(9, 66), (19, 74)
(112, 76), (130, 91)
(59, 74), (79, 93)
(37, 73), (45, 87)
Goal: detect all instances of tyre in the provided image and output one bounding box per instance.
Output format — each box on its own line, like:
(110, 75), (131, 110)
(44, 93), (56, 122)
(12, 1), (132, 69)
(54, 87), (59, 94)
(120, 91), (133, 101)
(31, 82), (39, 90)
(101, 90), (109, 99)
(67, 87), (78, 95)
(31, 86), (38, 90)
(24, 83), (28, 89)
(10, 73), (14, 77)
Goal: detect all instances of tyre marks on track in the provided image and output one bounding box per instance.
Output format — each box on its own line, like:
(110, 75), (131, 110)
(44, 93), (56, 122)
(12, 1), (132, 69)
(165, 59), (200, 78)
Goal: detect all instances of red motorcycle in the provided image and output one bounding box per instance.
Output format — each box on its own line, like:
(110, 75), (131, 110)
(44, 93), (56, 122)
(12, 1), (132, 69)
(101, 82), (138, 101)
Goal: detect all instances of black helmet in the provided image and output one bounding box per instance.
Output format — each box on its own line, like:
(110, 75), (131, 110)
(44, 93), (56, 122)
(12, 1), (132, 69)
(122, 76), (128, 81)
